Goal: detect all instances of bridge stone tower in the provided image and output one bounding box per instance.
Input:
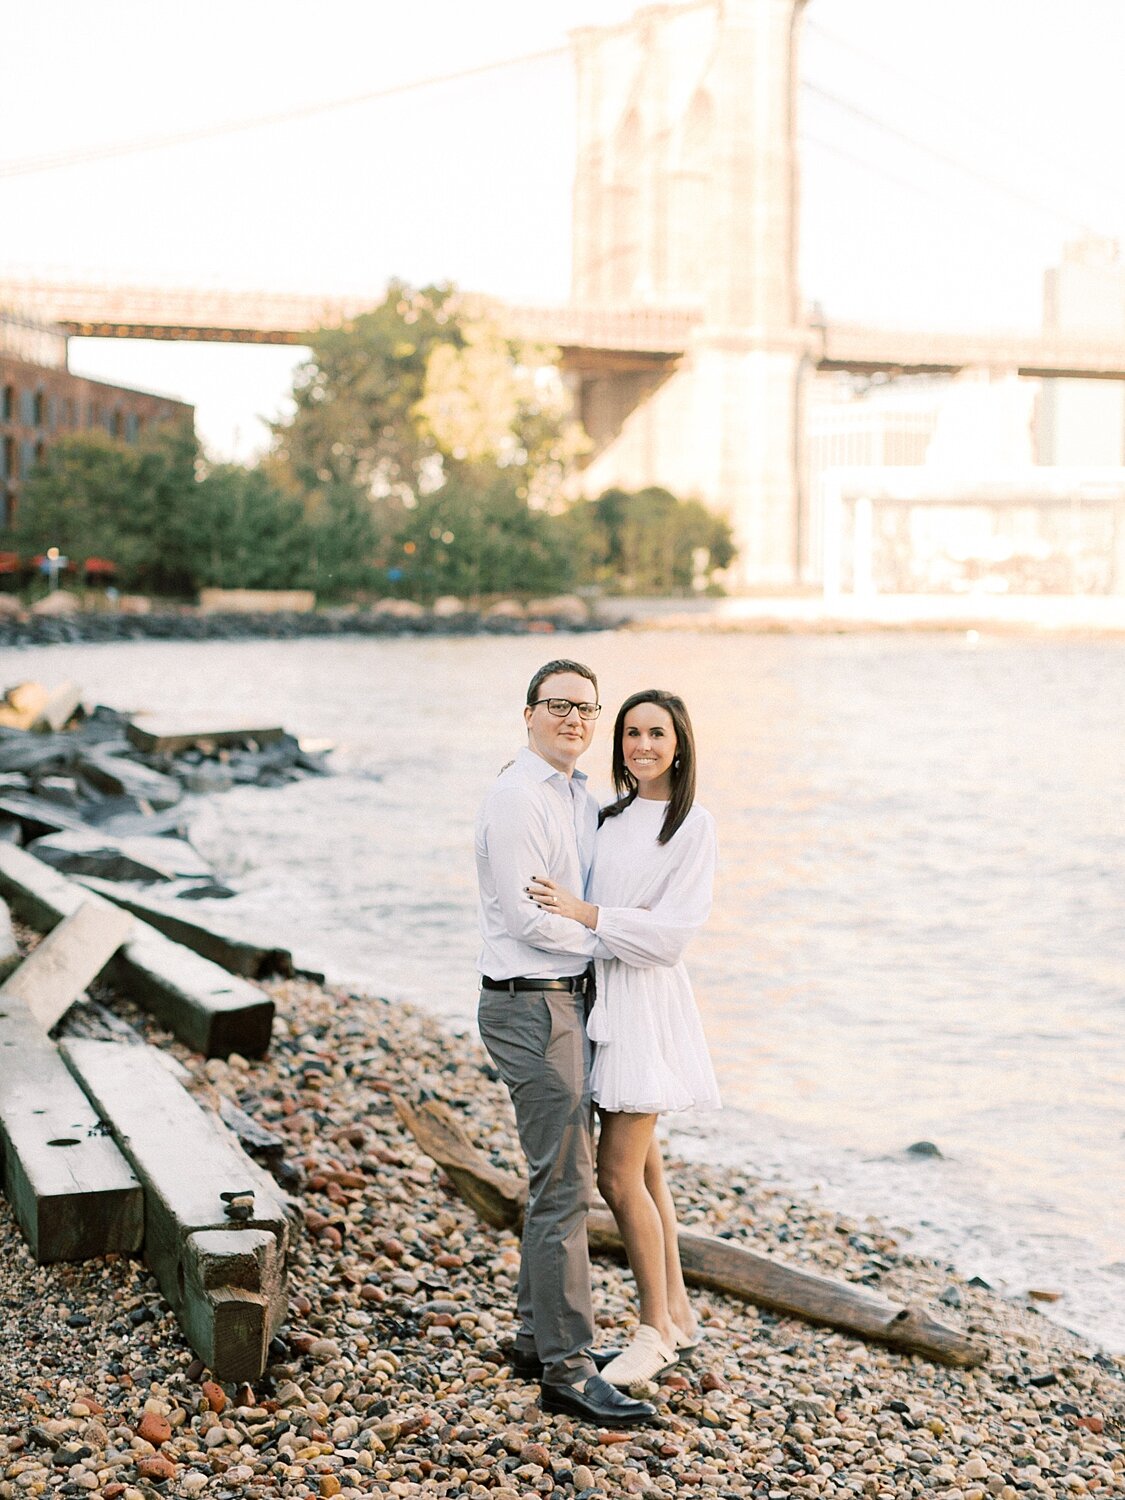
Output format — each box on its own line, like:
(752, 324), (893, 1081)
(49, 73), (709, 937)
(570, 0), (811, 586)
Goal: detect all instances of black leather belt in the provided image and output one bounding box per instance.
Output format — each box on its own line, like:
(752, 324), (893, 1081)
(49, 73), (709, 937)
(481, 974), (589, 993)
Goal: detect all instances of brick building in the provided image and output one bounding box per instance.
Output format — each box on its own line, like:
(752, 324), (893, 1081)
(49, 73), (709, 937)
(0, 309), (193, 530)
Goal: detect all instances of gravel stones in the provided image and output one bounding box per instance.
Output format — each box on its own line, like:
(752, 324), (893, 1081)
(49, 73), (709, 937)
(1, 971), (1123, 1499)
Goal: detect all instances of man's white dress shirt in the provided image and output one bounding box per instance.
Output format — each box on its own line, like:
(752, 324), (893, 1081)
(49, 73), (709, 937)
(475, 746), (605, 980)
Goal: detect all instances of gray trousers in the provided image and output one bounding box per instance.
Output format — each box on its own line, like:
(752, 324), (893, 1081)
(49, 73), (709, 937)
(477, 983), (597, 1386)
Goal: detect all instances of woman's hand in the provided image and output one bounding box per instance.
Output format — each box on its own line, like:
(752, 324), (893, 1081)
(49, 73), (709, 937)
(527, 876), (599, 930)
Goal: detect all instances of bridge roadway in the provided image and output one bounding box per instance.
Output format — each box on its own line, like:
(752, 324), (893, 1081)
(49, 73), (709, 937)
(5, 280), (1125, 380)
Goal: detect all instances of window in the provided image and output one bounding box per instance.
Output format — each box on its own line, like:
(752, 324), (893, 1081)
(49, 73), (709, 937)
(32, 390), (45, 427)
(0, 437), (10, 479)
(1, 386), (12, 422)
(125, 412), (139, 443)
(19, 439), (36, 479)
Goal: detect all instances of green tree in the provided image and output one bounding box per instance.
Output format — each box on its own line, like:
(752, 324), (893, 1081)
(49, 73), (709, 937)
(386, 468), (575, 602)
(14, 422), (199, 591)
(270, 280), (463, 505)
(561, 486), (736, 593)
(15, 424), (320, 596)
(270, 281), (589, 600)
(173, 465), (311, 590)
(304, 484), (383, 598)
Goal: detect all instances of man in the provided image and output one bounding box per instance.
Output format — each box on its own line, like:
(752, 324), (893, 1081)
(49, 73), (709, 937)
(475, 659), (658, 1429)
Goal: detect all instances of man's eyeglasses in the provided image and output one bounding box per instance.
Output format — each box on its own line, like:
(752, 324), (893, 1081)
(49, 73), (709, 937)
(531, 698), (602, 720)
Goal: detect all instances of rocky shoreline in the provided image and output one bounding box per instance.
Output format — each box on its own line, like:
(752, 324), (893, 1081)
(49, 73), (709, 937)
(0, 605), (606, 651)
(2, 966), (1123, 1500)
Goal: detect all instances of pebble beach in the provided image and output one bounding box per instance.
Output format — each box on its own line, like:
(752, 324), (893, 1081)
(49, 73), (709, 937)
(2, 966), (1123, 1500)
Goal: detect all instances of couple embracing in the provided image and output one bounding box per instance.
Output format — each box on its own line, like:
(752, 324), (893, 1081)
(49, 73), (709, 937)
(475, 658), (720, 1430)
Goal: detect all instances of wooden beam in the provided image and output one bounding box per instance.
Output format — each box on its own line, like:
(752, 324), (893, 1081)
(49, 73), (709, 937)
(0, 900), (134, 1031)
(394, 1096), (986, 1369)
(0, 844), (274, 1058)
(0, 1003), (142, 1262)
(78, 877), (293, 980)
(125, 722), (285, 755)
(61, 1038), (290, 1380)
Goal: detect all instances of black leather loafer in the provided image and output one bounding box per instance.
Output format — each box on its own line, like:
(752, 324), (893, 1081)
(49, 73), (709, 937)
(506, 1346), (622, 1381)
(539, 1373), (659, 1428)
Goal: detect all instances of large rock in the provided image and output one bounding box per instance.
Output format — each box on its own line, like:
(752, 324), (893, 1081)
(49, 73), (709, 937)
(77, 746), (183, 808)
(0, 734), (75, 778)
(432, 595), (466, 617)
(525, 595), (590, 624)
(30, 590), (80, 617)
(370, 598), (425, 618)
(28, 829), (213, 884)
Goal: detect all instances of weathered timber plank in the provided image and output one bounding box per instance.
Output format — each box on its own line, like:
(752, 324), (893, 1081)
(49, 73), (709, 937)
(78, 877), (293, 979)
(126, 722), (284, 754)
(0, 1004), (142, 1262)
(395, 1095), (987, 1369)
(0, 844), (274, 1058)
(0, 901), (134, 1030)
(182, 1229), (279, 1381)
(61, 1039), (290, 1380)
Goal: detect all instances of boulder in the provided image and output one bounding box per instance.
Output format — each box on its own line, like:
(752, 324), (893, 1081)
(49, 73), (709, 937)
(77, 747), (183, 809)
(28, 829), (213, 884)
(0, 736), (75, 778)
(370, 598), (425, 618)
(30, 590), (80, 617)
(32, 776), (82, 810)
(432, 596), (466, 618)
(525, 594), (590, 624)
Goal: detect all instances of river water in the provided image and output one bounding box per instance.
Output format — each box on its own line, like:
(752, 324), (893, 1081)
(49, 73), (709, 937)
(9, 629), (1125, 1350)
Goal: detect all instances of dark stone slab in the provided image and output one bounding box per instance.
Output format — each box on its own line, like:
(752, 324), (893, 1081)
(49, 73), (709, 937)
(0, 737), (75, 778)
(77, 747), (183, 809)
(28, 829), (212, 884)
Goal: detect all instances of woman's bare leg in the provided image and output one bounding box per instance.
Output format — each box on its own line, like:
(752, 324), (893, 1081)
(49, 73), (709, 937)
(643, 1135), (698, 1343)
(596, 1111), (679, 1347)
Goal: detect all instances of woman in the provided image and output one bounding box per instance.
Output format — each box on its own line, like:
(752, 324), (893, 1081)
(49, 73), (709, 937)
(528, 688), (720, 1387)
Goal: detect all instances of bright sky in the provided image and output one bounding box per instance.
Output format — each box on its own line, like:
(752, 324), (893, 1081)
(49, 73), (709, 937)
(3, 0), (1124, 459)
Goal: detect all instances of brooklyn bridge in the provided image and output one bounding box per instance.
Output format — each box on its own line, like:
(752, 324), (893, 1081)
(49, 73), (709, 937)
(5, 0), (1125, 589)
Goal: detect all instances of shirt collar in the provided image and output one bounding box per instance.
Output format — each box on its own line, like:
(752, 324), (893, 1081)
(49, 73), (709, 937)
(517, 744), (588, 786)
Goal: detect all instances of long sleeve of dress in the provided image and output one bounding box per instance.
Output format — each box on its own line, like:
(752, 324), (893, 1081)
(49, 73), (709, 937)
(594, 811), (716, 968)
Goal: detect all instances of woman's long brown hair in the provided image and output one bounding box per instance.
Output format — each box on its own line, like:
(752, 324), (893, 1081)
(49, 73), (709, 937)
(599, 688), (697, 845)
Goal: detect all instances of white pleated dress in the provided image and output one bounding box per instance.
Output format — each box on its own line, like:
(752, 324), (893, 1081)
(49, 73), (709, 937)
(587, 797), (722, 1115)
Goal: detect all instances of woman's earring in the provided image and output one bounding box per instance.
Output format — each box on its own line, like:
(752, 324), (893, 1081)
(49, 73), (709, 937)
(673, 756), (681, 770)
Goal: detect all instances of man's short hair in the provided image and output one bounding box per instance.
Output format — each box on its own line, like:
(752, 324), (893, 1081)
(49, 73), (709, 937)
(526, 659), (599, 707)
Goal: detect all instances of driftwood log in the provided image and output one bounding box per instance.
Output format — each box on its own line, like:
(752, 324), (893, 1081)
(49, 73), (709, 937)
(393, 1096), (987, 1369)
